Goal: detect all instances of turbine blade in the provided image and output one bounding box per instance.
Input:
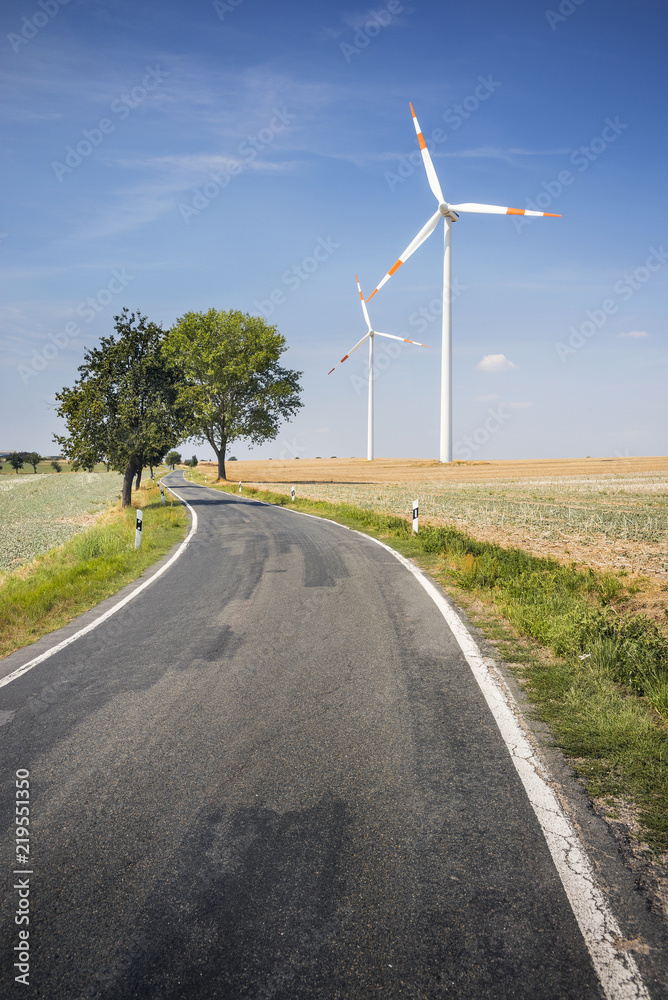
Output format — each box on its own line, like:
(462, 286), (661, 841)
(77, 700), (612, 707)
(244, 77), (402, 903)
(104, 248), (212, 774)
(375, 332), (430, 348)
(327, 332), (370, 374)
(410, 102), (444, 204)
(356, 274), (372, 330)
(450, 202), (562, 217)
(367, 210), (441, 301)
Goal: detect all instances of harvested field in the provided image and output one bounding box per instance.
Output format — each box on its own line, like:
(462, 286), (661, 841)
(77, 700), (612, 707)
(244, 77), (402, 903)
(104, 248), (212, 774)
(0, 471), (123, 575)
(203, 455), (668, 600)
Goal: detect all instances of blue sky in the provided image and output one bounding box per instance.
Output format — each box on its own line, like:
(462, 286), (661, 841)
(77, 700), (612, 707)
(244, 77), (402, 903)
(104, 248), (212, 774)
(1, 0), (666, 462)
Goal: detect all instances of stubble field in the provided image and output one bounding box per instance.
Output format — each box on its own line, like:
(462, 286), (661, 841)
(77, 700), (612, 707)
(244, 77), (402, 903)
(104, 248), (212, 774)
(206, 455), (668, 607)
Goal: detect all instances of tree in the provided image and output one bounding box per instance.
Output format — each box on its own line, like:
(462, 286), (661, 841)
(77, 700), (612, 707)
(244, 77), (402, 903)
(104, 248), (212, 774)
(54, 309), (189, 507)
(26, 452), (42, 473)
(165, 450), (181, 470)
(51, 460), (62, 472)
(8, 451), (24, 474)
(164, 310), (303, 481)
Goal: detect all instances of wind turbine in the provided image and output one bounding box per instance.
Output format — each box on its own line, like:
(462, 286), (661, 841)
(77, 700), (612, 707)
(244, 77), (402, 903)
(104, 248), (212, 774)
(367, 103), (561, 463)
(328, 275), (429, 461)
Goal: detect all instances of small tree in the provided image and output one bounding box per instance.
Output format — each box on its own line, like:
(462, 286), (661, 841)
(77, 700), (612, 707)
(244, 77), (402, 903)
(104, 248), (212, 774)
(50, 460), (62, 473)
(26, 452), (42, 473)
(8, 451), (24, 474)
(165, 450), (182, 470)
(189, 455), (198, 467)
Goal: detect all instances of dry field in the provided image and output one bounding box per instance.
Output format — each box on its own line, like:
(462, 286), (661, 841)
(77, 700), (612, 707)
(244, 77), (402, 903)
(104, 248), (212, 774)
(204, 456), (668, 611)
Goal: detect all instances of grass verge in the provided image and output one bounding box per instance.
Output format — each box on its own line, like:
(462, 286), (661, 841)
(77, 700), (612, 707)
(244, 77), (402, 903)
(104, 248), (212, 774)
(0, 479), (188, 660)
(198, 473), (668, 854)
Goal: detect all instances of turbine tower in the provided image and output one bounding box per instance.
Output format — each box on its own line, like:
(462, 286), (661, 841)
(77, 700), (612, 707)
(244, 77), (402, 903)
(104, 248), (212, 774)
(328, 275), (428, 460)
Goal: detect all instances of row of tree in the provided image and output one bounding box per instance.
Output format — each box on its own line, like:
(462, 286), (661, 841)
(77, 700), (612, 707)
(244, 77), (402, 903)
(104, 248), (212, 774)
(2, 452), (57, 474)
(55, 308), (303, 507)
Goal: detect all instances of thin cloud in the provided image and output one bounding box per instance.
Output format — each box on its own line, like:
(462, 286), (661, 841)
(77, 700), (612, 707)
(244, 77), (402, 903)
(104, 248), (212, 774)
(617, 330), (649, 338)
(477, 354), (519, 372)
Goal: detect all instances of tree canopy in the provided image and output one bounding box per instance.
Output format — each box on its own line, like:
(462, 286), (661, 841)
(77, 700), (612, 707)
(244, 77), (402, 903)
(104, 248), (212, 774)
(164, 310), (302, 480)
(54, 309), (189, 507)
(7, 451), (24, 474)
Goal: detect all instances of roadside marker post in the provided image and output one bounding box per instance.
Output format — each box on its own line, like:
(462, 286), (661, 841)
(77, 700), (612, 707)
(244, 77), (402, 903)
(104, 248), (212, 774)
(135, 509), (143, 549)
(160, 482), (165, 505)
(239, 481), (242, 493)
(412, 499), (419, 533)
(291, 485), (295, 501)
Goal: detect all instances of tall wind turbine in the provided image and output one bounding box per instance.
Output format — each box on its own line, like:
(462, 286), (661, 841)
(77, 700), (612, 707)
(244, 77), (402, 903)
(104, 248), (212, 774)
(328, 275), (429, 461)
(367, 103), (561, 463)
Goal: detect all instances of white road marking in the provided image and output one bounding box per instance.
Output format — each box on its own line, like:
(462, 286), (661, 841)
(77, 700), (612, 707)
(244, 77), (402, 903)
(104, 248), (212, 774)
(0, 477), (197, 690)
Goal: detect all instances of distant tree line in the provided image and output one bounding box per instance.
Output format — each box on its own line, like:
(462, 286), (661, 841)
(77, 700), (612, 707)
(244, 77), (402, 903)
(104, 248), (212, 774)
(2, 451), (62, 474)
(54, 308), (303, 507)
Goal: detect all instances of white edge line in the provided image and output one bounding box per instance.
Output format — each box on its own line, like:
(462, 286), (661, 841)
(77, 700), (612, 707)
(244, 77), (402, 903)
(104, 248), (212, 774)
(0, 479), (197, 691)
(231, 486), (649, 1000)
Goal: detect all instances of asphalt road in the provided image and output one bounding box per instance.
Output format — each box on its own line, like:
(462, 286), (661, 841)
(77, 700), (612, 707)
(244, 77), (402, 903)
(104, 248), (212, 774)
(0, 473), (662, 998)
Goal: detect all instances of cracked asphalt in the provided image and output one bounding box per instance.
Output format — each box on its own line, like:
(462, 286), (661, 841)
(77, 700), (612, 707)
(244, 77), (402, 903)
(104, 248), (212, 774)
(0, 472), (664, 998)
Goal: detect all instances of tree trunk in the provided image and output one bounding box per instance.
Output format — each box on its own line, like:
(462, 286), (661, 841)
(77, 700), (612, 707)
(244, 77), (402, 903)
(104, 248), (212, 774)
(135, 466), (142, 490)
(121, 457), (138, 508)
(215, 438), (226, 481)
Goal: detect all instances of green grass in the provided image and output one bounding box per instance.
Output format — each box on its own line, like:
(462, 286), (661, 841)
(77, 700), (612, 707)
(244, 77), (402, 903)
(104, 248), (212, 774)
(0, 480), (188, 659)
(197, 473), (668, 852)
(0, 460), (110, 475)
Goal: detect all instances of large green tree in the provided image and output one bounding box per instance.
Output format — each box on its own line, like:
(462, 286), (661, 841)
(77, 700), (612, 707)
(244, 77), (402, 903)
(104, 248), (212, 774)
(54, 309), (188, 507)
(164, 310), (303, 481)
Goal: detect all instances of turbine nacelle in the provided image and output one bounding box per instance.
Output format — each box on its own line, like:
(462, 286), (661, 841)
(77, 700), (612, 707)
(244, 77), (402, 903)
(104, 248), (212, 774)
(439, 203), (459, 221)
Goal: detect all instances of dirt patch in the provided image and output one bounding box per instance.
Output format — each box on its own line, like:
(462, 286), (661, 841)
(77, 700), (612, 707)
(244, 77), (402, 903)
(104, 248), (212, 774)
(592, 795), (668, 922)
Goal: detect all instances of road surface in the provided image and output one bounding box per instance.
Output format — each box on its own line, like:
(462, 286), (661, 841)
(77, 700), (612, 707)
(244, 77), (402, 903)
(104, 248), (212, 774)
(0, 472), (663, 998)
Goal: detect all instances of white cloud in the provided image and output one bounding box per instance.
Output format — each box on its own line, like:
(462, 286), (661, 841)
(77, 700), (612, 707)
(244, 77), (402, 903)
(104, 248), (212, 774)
(617, 330), (649, 338)
(476, 354), (519, 372)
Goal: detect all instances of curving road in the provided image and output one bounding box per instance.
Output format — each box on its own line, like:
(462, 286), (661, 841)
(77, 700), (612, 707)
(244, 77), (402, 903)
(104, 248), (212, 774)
(0, 472), (662, 998)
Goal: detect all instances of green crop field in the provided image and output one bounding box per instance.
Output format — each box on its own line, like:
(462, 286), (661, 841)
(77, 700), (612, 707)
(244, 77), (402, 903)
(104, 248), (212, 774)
(0, 471), (123, 575)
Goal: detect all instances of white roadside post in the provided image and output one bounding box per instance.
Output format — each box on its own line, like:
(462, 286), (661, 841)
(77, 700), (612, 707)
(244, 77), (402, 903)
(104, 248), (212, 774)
(291, 485), (295, 501)
(239, 481), (242, 493)
(412, 498), (419, 533)
(135, 509), (143, 549)
(160, 482), (165, 505)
